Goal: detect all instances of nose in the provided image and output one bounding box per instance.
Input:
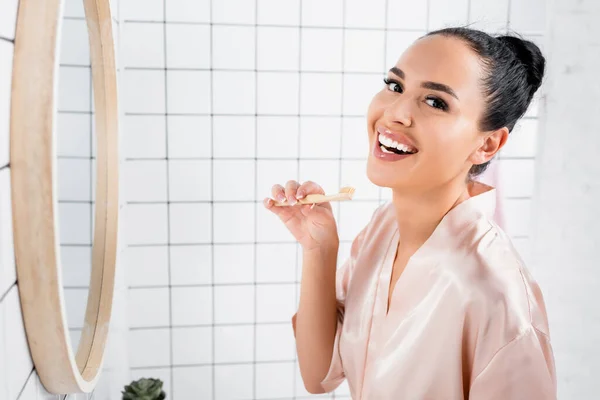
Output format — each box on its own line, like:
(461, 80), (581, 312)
(383, 96), (413, 127)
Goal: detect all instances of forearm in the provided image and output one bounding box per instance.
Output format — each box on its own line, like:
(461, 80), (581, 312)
(295, 245), (339, 393)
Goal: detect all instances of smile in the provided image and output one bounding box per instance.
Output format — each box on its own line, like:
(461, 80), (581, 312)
(377, 133), (418, 155)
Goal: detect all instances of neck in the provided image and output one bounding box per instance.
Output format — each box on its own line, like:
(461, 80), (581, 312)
(391, 177), (474, 254)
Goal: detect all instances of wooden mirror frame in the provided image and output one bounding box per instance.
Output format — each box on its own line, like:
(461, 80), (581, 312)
(10, 0), (119, 393)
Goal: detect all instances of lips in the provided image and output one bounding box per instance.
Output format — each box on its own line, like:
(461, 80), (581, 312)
(376, 126), (418, 152)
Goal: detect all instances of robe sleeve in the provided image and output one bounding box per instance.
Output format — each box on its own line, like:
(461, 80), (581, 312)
(469, 327), (557, 400)
(291, 221), (369, 393)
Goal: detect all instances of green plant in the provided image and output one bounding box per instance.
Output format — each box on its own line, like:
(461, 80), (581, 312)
(122, 378), (166, 400)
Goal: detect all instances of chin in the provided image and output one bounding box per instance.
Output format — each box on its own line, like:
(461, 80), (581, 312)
(366, 156), (396, 188)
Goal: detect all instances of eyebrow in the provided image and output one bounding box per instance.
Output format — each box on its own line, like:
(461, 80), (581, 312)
(389, 67), (459, 100)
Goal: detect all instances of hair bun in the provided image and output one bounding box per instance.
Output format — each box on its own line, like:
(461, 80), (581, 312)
(497, 35), (545, 93)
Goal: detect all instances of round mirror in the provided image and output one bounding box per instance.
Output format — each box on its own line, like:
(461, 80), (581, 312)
(10, 0), (119, 394)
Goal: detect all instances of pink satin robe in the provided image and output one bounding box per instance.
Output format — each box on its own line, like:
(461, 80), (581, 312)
(293, 184), (556, 399)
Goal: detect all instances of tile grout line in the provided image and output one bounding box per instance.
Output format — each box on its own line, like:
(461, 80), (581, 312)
(209, 0), (216, 397)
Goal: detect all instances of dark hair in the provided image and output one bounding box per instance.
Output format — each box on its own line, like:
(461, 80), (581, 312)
(425, 27), (546, 177)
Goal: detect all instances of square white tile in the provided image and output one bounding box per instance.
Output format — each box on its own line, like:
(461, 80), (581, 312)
(123, 70), (165, 114)
(0, 41), (13, 168)
(498, 159), (535, 198)
(510, 0), (545, 32)
(214, 325), (254, 363)
(341, 116), (369, 158)
(212, 0), (256, 24)
(429, 0), (469, 30)
(64, 0), (85, 17)
(167, 115), (211, 159)
(125, 204), (168, 245)
(300, 73), (342, 115)
(58, 203), (91, 245)
(256, 362), (295, 398)
(386, 31), (424, 69)
(128, 288), (170, 327)
(503, 199), (532, 237)
(256, 324), (296, 361)
(338, 201), (379, 241)
(128, 329), (170, 368)
(301, 28), (343, 72)
(58, 66), (90, 112)
(213, 116), (256, 159)
(171, 286), (212, 325)
(213, 285), (254, 324)
(300, 116), (341, 158)
(122, 0), (163, 21)
(257, 0), (300, 25)
(341, 160), (378, 200)
(298, 160), (341, 195)
(344, 30), (385, 73)
(213, 203), (255, 243)
(3, 287), (34, 399)
(126, 160), (167, 202)
(257, 27), (299, 71)
(57, 159), (90, 201)
(343, 73), (381, 116)
(170, 245), (212, 286)
(59, 19), (90, 66)
(166, 24), (210, 69)
(57, 113), (91, 157)
(212, 26), (255, 70)
(130, 367), (172, 398)
(63, 288), (88, 329)
(213, 71), (256, 115)
(126, 246), (169, 287)
(168, 160), (211, 201)
(256, 116), (299, 159)
(214, 365), (253, 400)
(501, 120), (537, 158)
(167, 70), (211, 114)
(345, 0), (386, 28)
(469, 0), (509, 32)
(0, 0), (18, 39)
(213, 244), (254, 284)
(256, 283), (296, 322)
(387, 0), (428, 30)
(124, 115), (166, 158)
(122, 22), (164, 68)
(169, 203), (212, 244)
(256, 243), (297, 283)
(0, 169), (15, 296)
(213, 160), (255, 201)
(301, 0), (343, 27)
(165, 0), (210, 23)
(172, 366), (212, 399)
(60, 246), (92, 287)
(257, 72), (299, 115)
(172, 326), (212, 364)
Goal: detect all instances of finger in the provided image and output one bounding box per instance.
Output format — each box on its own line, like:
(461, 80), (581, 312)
(285, 180), (300, 205)
(270, 184), (286, 203)
(296, 180), (325, 199)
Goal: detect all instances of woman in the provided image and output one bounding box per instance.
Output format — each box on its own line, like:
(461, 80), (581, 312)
(264, 27), (556, 399)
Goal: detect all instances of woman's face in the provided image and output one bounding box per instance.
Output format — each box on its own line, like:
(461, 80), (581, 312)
(366, 35), (502, 193)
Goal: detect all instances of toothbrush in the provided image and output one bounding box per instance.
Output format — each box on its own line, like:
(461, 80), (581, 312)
(273, 186), (356, 206)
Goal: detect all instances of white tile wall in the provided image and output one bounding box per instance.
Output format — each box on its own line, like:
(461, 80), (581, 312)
(118, 0), (551, 398)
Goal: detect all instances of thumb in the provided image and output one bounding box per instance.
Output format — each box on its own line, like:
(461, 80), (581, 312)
(299, 204), (313, 217)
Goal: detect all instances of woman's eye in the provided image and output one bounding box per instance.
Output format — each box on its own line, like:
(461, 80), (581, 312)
(383, 78), (402, 93)
(425, 97), (448, 111)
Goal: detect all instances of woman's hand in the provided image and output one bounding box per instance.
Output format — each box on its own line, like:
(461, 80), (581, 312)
(263, 180), (339, 252)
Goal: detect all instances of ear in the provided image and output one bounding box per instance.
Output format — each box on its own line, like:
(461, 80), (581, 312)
(469, 127), (509, 166)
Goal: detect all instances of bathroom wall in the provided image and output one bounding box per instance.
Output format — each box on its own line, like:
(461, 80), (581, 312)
(532, 0), (600, 398)
(120, 0), (544, 398)
(0, 0), (128, 398)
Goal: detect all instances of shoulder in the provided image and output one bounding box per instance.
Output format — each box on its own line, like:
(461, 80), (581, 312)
(460, 223), (552, 356)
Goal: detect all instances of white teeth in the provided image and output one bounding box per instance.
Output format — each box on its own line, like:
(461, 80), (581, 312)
(380, 145), (395, 154)
(378, 134), (416, 153)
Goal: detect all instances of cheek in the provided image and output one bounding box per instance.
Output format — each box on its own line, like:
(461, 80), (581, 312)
(420, 120), (477, 168)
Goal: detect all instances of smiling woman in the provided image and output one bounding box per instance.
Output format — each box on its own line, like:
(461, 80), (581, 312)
(264, 26), (556, 400)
